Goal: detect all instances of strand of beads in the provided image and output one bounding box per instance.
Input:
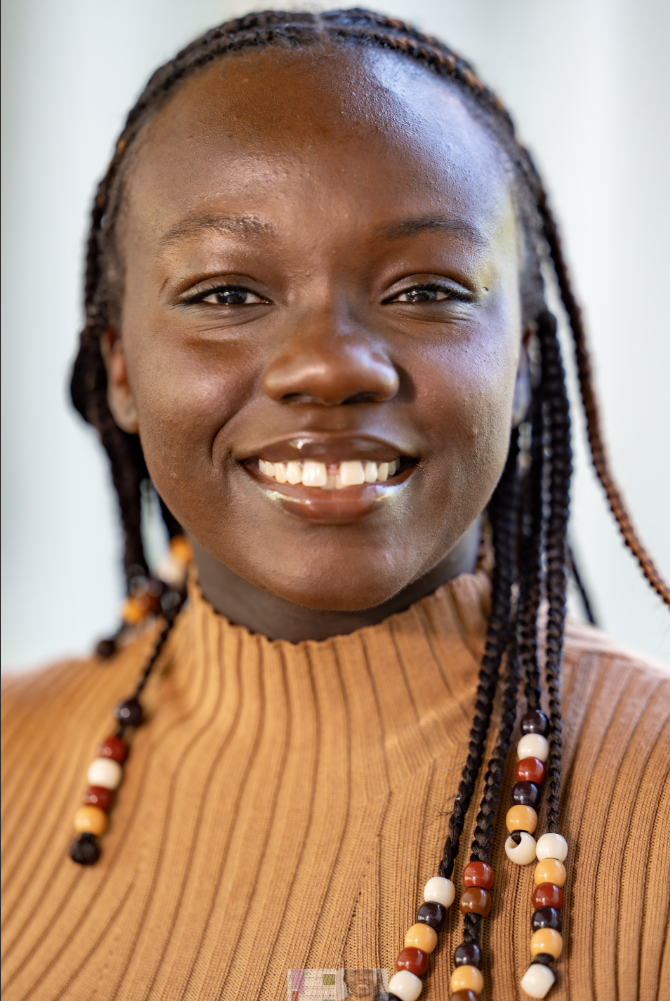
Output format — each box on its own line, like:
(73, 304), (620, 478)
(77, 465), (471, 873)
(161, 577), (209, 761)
(69, 697), (144, 865)
(520, 833), (567, 998)
(505, 710), (549, 866)
(447, 860), (494, 1000)
(387, 876), (455, 1000)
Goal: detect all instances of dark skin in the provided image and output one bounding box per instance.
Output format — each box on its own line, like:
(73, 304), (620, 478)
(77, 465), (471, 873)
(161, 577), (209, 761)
(105, 46), (529, 642)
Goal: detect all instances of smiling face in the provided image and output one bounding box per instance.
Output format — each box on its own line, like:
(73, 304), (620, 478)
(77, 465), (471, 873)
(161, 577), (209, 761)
(106, 46), (525, 613)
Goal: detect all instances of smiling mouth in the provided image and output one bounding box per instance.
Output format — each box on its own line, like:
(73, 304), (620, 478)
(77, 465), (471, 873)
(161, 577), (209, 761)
(257, 457), (404, 488)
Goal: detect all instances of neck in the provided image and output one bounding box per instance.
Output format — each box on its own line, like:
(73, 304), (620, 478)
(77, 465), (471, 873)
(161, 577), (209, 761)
(191, 520), (481, 642)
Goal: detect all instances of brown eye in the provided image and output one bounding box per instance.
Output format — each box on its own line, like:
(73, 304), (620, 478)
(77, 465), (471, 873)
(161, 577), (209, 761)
(202, 287), (267, 305)
(395, 287), (449, 303)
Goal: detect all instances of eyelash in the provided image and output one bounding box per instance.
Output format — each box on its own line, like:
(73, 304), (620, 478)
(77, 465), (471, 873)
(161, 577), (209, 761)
(181, 280), (472, 307)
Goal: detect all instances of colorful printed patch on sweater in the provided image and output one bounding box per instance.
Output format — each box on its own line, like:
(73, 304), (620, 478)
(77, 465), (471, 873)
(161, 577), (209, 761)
(288, 968), (389, 1001)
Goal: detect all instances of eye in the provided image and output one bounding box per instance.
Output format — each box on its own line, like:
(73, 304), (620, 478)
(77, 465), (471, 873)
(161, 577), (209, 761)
(182, 284), (270, 306)
(385, 282), (472, 305)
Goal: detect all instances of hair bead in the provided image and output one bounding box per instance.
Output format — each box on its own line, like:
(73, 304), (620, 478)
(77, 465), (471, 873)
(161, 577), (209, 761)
(396, 947), (429, 976)
(423, 875), (455, 908)
(505, 831), (537, 865)
(517, 733), (549, 762)
(416, 901), (447, 931)
(532, 883), (564, 910)
(388, 969), (423, 1001)
(535, 833), (568, 862)
(87, 757), (123, 790)
(516, 758), (546, 784)
(404, 923), (438, 953)
(462, 861), (494, 889)
(450, 965), (484, 995)
(520, 963), (556, 998)
(534, 859), (566, 887)
(530, 928), (563, 959)
(73, 805), (108, 836)
(506, 805), (538, 834)
(459, 887), (491, 916)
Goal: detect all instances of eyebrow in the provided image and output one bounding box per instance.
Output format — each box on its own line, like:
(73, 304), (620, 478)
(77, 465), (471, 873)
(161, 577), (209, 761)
(159, 213), (277, 247)
(376, 216), (489, 246)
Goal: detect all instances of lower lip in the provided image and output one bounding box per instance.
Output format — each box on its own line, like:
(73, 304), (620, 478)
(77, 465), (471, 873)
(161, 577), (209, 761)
(243, 465), (415, 524)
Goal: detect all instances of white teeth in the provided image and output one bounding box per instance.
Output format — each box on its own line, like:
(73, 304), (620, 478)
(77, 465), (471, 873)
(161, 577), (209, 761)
(302, 460), (328, 487)
(286, 460), (302, 485)
(339, 460), (366, 487)
(258, 457), (402, 488)
(364, 461), (378, 483)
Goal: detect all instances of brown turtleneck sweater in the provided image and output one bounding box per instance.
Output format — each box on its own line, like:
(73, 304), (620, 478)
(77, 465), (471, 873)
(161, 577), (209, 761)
(2, 572), (669, 1001)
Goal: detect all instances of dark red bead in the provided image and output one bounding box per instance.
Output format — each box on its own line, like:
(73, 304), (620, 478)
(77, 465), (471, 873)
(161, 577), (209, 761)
(521, 710), (549, 735)
(417, 900), (447, 931)
(69, 832), (100, 865)
(533, 883), (564, 910)
(82, 786), (114, 811)
(511, 780), (541, 808)
(532, 906), (562, 932)
(462, 860), (494, 889)
(516, 757), (546, 784)
(450, 992), (478, 1001)
(97, 735), (129, 764)
(396, 946), (428, 976)
(115, 698), (143, 727)
(454, 941), (482, 968)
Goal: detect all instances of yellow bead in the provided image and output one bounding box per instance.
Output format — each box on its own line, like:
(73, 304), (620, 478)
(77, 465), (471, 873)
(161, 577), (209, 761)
(534, 858), (566, 887)
(506, 804), (538, 834)
(74, 805), (108, 836)
(450, 964), (484, 994)
(404, 923), (438, 954)
(530, 927), (563, 959)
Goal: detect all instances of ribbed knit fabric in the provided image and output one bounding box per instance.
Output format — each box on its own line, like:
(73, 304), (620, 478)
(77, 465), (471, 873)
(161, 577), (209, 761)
(2, 571), (669, 1001)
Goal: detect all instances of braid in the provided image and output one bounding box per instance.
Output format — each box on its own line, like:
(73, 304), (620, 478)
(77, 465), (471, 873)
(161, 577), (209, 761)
(438, 433), (519, 880)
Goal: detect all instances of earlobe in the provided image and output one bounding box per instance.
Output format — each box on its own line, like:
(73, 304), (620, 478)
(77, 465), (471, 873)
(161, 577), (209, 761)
(511, 336), (532, 428)
(101, 327), (139, 433)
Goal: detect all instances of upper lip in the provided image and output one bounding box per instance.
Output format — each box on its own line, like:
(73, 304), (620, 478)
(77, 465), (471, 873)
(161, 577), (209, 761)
(238, 431), (417, 464)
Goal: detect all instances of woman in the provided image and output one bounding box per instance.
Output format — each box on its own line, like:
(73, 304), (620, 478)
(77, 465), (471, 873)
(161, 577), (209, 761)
(2, 10), (668, 1001)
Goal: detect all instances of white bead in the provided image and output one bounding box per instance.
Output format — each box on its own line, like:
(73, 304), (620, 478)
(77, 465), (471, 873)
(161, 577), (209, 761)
(517, 733), (549, 762)
(423, 876), (455, 908)
(536, 832), (568, 862)
(520, 963), (556, 998)
(388, 970), (423, 1001)
(505, 831), (537, 865)
(87, 757), (123, 790)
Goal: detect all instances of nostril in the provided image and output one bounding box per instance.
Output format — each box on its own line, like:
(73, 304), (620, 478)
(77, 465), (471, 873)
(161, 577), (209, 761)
(342, 391), (381, 405)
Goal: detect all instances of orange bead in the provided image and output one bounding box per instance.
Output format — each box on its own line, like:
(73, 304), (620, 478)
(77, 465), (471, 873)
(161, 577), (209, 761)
(74, 805), (108, 836)
(506, 805), (538, 834)
(462, 861), (494, 889)
(459, 887), (491, 916)
(450, 965), (484, 995)
(404, 922), (438, 954)
(530, 927), (563, 959)
(122, 596), (149, 626)
(170, 535), (193, 565)
(534, 858), (566, 887)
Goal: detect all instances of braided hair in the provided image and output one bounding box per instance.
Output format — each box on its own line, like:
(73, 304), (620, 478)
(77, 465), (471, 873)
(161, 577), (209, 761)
(69, 2), (670, 950)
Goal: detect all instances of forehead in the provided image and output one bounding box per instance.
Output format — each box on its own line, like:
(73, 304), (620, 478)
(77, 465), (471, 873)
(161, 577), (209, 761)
(124, 46), (515, 249)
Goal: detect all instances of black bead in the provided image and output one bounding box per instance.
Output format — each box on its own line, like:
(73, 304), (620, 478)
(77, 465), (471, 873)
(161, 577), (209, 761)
(454, 940), (482, 968)
(69, 833), (100, 866)
(534, 953), (555, 966)
(511, 781), (542, 808)
(374, 994), (402, 1001)
(96, 637), (117, 659)
(521, 710), (549, 736)
(115, 697), (144, 727)
(531, 906), (562, 932)
(417, 900), (447, 931)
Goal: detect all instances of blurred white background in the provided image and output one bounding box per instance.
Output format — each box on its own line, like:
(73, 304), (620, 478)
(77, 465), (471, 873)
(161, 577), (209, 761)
(2, 0), (669, 672)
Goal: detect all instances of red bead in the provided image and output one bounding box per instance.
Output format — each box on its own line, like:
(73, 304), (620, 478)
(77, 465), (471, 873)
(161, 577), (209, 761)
(516, 757), (546, 784)
(82, 786), (114, 811)
(459, 887), (492, 916)
(396, 947), (428, 976)
(462, 861), (494, 889)
(450, 992), (478, 1001)
(533, 882), (564, 910)
(97, 735), (129, 764)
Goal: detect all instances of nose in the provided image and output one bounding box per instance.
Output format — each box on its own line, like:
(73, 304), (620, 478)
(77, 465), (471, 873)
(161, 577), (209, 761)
(263, 309), (400, 406)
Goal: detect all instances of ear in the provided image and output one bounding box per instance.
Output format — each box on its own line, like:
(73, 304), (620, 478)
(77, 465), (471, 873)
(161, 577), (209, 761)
(511, 331), (532, 428)
(101, 327), (139, 433)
